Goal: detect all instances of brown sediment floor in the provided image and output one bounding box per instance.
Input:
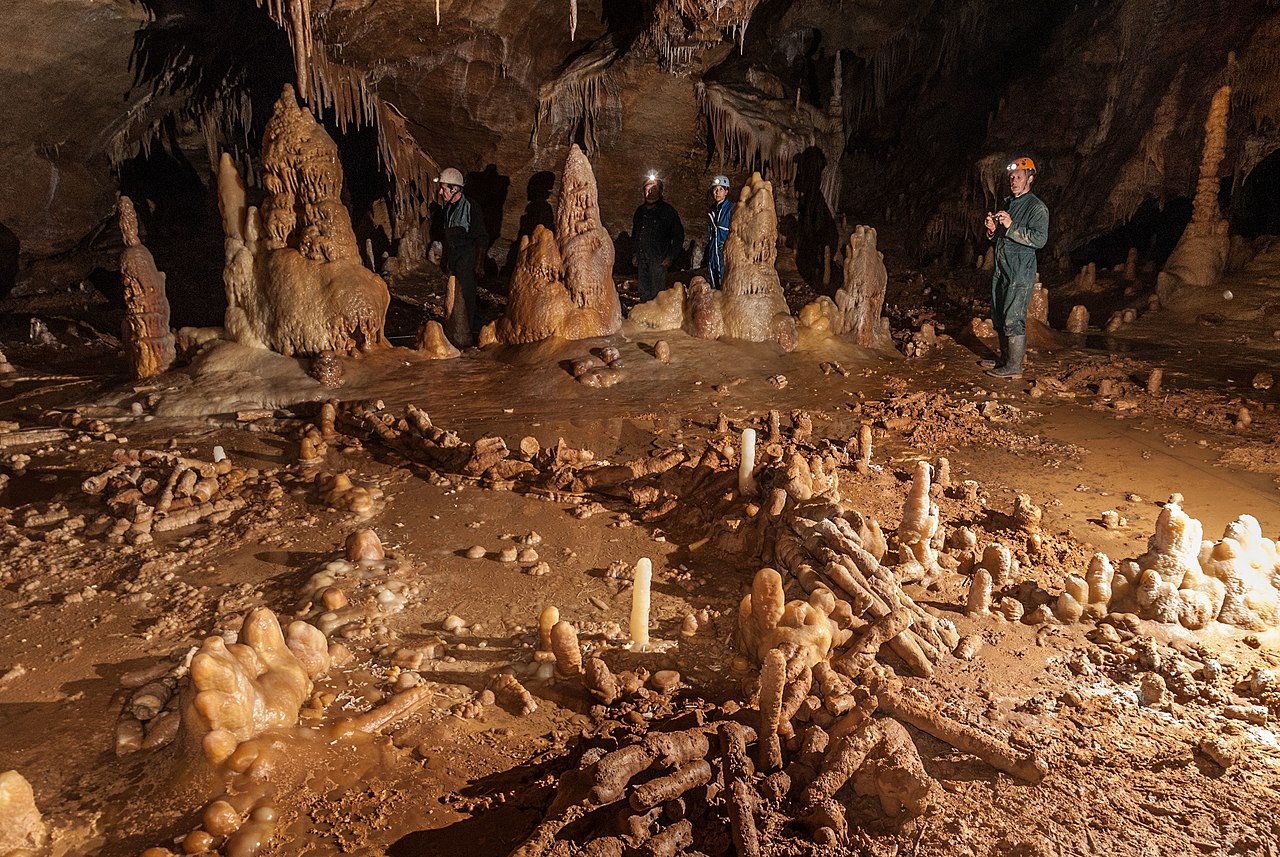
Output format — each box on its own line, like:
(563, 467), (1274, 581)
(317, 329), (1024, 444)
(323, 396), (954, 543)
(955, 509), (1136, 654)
(1, 290), (1279, 856)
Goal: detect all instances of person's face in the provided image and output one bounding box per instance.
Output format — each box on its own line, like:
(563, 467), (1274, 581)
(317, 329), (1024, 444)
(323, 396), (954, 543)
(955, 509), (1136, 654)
(644, 181), (661, 203)
(712, 185), (728, 204)
(1009, 169), (1031, 197)
(438, 183), (460, 203)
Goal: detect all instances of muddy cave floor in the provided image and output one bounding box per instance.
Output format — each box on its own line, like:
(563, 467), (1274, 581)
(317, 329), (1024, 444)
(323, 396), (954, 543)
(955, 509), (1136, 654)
(2, 266), (1280, 856)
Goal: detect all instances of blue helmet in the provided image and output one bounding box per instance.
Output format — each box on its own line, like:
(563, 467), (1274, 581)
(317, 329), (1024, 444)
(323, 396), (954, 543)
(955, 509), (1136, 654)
(711, 175), (730, 189)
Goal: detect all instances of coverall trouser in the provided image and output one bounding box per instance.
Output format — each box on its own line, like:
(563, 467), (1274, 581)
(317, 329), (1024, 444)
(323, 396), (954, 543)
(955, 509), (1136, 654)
(991, 251), (1037, 337)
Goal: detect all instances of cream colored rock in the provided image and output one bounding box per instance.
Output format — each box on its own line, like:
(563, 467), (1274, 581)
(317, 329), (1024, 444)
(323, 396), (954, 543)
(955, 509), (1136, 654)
(0, 770), (47, 853)
(896, 461), (941, 583)
(118, 195), (175, 380)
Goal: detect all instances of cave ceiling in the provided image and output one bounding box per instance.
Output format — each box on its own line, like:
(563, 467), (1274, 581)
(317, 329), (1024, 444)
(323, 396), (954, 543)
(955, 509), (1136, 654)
(6, 0), (1280, 263)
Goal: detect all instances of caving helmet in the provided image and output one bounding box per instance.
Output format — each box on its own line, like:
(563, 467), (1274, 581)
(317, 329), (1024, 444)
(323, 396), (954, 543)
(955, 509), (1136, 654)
(1006, 157), (1037, 175)
(711, 175), (731, 189)
(438, 167), (465, 187)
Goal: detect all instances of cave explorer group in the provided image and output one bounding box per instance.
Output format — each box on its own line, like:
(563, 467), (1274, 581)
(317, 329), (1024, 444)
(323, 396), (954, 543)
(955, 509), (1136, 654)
(433, 157), (1047, 380)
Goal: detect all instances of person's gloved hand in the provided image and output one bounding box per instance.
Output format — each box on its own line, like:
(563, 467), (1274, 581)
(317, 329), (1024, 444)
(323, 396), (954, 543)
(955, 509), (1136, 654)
(996, 211), (1012, 228)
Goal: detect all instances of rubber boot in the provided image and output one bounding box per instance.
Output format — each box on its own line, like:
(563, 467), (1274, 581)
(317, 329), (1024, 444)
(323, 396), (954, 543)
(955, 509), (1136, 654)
(979, 333), (1007, 370)
(986, 334), (1025, 377)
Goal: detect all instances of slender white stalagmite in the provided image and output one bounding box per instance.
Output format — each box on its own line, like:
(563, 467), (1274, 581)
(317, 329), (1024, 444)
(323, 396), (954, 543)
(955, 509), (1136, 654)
(631, 558), (653, 649)
(569, 0), (577, 40)
(436, 0), (440, 25)
(739, 428), (758, 495)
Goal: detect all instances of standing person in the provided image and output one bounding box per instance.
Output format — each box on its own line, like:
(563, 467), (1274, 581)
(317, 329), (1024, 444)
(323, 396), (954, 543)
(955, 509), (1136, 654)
(436, 167), (488, 336)
(631, 175), (684, 302)
(706, 175), (733, 290)
(982, 156), (1049, 378)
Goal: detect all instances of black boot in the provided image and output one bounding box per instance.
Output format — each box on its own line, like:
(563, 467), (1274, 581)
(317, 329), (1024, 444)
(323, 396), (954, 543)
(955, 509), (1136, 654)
(979, 334), (1007, 370)
(986, 334), (1025, 377)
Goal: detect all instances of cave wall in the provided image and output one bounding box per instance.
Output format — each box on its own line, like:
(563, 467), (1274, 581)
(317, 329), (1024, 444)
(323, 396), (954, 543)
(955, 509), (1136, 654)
(8, 0), (1280, 280)
(0, 0), (148, 258)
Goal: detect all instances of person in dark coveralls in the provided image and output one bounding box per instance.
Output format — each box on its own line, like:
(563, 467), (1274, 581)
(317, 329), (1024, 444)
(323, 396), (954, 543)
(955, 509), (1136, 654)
(706, 175), (733, 290)
(631, 175), (684, 302)
(436, 167), (488, 334)
(982, 156), (1049, 378)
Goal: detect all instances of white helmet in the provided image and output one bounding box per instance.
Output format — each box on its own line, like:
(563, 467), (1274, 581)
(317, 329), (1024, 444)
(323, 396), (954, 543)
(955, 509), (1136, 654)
(439, 167), (465, 187)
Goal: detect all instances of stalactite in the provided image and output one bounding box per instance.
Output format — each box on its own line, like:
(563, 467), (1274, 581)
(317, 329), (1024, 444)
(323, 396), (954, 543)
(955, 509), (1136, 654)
(532, 39), (622, 154)
(570, 0), (578, 41)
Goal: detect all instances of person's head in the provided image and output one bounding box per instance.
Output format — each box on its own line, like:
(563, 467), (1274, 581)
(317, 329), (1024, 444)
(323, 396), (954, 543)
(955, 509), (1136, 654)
(437, 167), (465, 203)
(643, 175), (663, 203)
(1007, 157), (1036, 197)
(710, 175), (730, 204)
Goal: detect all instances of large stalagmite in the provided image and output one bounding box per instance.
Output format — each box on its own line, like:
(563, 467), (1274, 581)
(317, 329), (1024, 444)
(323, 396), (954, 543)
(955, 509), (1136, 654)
(1157, 85), (1232, 303)
(486, 144), (622, 345)
(117, 195), (176, 379)
(720, 173), (797, 349)
(217, 85), (390, 357)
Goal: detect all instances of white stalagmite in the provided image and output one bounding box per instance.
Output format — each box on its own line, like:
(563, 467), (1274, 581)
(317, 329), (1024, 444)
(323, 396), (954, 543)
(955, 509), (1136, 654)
(739, 428), (757, 494)
(569, 0), (577, 40)
(631, 558), (653, 649)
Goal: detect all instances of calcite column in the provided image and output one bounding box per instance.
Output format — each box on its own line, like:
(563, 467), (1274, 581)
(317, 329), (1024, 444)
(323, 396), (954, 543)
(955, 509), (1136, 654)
(117, 195), (176, 380)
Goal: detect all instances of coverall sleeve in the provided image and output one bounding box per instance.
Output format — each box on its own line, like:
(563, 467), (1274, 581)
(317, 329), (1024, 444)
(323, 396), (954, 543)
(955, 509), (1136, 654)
(1005, 200), (1048, 250)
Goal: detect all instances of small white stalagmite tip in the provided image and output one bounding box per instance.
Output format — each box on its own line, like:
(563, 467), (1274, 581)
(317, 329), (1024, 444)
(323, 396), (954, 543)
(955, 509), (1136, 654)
(630, 558), (653, 649)
(739, 428), (758, 495)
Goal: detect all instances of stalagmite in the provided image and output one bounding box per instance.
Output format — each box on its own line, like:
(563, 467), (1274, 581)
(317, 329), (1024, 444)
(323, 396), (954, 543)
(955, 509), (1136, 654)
(630, 558), (653, 649)
(1147, 368), (1164, 395)
(896, 461), (941, 583)
(832, 226), (889, 345)
(217, 86), (390, 356)
(1158, 85), (1232, 302)
(739, 428), (757, 494)
(117, 196), (176, 380)
(720, 173), (797, 349)
(488, 146), (620, 345)
(550, 621), (583, 678)
(1066, 304), (1089, 333)
(538, 606), (560, 654)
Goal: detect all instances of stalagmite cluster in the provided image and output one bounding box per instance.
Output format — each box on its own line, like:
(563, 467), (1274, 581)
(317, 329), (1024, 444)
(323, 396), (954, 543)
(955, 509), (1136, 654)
(485, 145), (622, 345)
(218, 86), (390, 357)
(117, 195), (175, 380)
(181, 607), (331, 764)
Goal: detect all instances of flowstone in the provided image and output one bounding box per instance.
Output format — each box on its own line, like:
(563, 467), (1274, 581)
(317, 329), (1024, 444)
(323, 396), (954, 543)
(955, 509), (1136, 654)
(486, 145), (621, 345)
(720, 173), (796, 349)
(118, 195), (176, 380)
(217, 85), (390, 357)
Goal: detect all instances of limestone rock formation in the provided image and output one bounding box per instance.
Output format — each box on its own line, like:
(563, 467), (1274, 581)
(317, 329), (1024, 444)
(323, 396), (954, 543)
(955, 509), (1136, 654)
(832, 225), (887, 346)
(1157, 85), (1232, 304)
(416, 320), (462, 359)
(486, 145), (622, 345)
(217, 85), (390, 357)
(720, 173), (796, 349)
(117, 195), (176, 380)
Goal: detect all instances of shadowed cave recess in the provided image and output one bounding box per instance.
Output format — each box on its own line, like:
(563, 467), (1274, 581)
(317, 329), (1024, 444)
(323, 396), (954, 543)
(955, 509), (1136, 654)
(2, 1), (1280, 856)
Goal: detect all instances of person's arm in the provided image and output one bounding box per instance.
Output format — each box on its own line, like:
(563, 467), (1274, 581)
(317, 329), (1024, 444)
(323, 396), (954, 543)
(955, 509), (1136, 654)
(1004, 200), (1048, 250)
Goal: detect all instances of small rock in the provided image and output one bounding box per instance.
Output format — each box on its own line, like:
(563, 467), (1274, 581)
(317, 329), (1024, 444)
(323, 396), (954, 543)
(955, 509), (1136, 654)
(465, 545), (487, 560)
(498, 547), (519, 563)
(517, 547), (539, 563)
(1252, 372), (1274, 390)
(442, 615), (466, 634)
(526, 562), (552, 576)
(650, 670), (681, 692)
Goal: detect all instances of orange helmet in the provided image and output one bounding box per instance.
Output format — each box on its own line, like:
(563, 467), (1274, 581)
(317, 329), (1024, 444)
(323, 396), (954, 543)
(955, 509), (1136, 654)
(1007, 157), (1037, 174)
